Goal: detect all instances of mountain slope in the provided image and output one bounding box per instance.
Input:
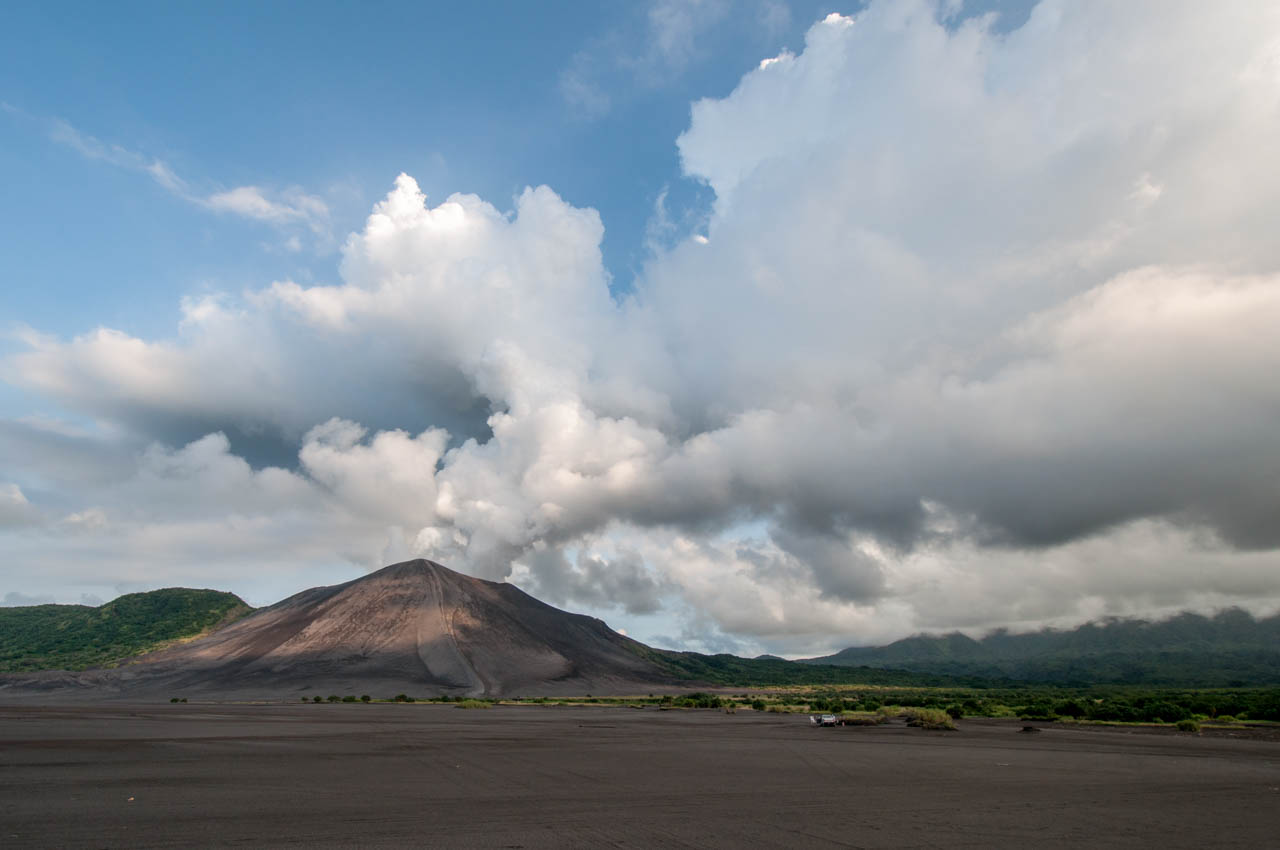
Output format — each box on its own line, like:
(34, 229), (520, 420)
(0, 589), (252, 673)
(804, 609), (1280, 685)
(101, 559), (676, 698)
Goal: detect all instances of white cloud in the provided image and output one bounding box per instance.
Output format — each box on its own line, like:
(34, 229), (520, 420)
(642, 0), (731, 72)
(29, 112), (331, 245)
(558, 0), (743, 117)
(5, 1), (1280, 649)
(0, 483), (38, 528)
(204, 185), (329, 233)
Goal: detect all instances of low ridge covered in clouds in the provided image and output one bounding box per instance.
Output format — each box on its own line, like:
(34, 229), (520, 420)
(4, 0), (1280, 654)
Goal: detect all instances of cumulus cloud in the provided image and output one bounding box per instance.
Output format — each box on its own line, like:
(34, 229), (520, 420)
(4, 0), (1280, 650)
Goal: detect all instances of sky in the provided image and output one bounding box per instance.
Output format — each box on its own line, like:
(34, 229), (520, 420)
(2, 0), (1278, 657)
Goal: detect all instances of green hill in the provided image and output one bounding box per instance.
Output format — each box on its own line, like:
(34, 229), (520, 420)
(803, 609), (1280, 686)
(0, 588), (253, 672)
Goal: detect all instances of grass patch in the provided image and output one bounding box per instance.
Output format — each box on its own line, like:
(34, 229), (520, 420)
(839, 712), (882, 726)
(903, 708), (957, 730)
(456, 699), (491, 709)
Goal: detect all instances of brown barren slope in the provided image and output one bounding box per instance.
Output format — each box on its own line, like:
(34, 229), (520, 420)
(0, 560), (673, 701)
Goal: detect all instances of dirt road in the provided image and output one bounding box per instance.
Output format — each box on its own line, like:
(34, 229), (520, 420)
(1, 704), (1276, 847)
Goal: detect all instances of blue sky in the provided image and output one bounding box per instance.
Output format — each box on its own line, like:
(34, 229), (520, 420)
(1, 1), (1037, 339)
(3, 1), (1277, 655)
(3, 2), (795, 334)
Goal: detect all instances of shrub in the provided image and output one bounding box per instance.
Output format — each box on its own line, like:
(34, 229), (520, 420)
(984, 703), (1019, 718)
(1176, 718), (1201, 733)
(313, 695), (322, 703)
(840, 713), (880, 726)
(327, 695), (341, 703)
(170, 697), (180, 703)
(1089, 700), (1138, 722)
(1216, 714), (1237, 723)
(1017, 703), (1057, 721)
(456, 699), (490, 709)
(676, 692), (723, 709)
(904, 708), (956, 730)
(341, 695), (357, 703)
(945, 705), (963, 720)
(1054, 699), (1087, 719)
(751, 699), (766, 711)
(360, 694), (371, 703)
(1140, 701), (1189, 723)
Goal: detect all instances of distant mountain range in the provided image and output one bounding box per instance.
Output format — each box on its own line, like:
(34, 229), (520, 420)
(803, 609), (1280, 686)
(3, 562), (1276, 699)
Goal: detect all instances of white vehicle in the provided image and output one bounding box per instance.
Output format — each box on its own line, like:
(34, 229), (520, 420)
(818, 713), (839, 727)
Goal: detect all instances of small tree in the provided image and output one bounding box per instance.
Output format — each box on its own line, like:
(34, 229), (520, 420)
(361, 694), (371, 703)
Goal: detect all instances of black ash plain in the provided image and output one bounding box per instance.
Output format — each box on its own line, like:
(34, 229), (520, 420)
(1, 703), (1277, 848)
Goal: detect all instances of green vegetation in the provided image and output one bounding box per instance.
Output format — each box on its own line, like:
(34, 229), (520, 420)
(805, 609), (1280, 686)
(0, 588), (253, 672)
(664, 691), (724, 708)
(290, 685), (1278, 732)
(902, 707), (956, 730)
(731, 684), (1280, 724)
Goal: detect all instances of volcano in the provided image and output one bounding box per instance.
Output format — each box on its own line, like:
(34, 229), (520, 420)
(7, 560), (676, 700)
